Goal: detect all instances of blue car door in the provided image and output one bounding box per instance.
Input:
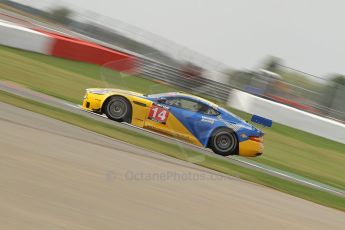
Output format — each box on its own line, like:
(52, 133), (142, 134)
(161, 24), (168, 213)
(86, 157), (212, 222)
(166, 97), (218, 146)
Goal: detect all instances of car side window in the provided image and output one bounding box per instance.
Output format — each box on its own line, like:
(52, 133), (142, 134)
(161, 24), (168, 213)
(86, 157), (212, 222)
(163, 97), (219, 115)
(162, 97), (183, 108)
(201, 107), (220, 116)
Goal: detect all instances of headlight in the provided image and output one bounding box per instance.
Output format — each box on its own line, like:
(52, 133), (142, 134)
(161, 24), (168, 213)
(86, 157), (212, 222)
(249, 136), (264, 143)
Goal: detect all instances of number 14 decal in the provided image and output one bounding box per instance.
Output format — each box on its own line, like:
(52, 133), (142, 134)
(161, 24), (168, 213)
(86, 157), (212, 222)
(148, 106), (169, 123)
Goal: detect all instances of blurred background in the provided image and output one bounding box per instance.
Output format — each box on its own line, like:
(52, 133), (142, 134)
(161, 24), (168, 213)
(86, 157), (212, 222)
(1, 0), (345, 217)
(1, 0), (344, 122)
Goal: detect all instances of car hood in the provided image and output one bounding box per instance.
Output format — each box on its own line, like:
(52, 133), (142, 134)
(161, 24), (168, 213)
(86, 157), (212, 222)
(219, 107), (264, 136)
(86, 88), (144, 97)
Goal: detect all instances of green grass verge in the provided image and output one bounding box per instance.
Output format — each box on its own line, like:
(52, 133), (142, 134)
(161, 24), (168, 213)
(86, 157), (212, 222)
(1, 90), (345, 211)
(0, 45), (176, 104)
(1, 45), (345, 191)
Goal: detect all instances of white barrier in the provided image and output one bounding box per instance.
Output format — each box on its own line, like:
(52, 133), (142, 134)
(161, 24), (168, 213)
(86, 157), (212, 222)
(0, 21), (52, 54)
(228, 89), (345, 144)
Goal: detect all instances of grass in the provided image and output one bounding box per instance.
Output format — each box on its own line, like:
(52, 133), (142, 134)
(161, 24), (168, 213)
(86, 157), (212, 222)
(0, 46), (176, 104)
(1, 90), (345, 211)
(0, 45), (345, 192)
(230, 108), (345, 190)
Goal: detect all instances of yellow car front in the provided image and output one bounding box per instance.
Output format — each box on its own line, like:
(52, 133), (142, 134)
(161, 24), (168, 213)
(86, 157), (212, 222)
(82, 89), (110, 113)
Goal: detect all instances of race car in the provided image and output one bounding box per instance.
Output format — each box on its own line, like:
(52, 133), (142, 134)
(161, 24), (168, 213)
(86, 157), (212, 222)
(81, 88), (272, 157)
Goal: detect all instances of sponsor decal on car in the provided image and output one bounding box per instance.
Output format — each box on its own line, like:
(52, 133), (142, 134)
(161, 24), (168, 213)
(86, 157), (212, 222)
(201, 116), (215, 124)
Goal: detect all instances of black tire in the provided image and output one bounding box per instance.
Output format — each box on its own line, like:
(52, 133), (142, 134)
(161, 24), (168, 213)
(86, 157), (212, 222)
(209, 128), (238, 156)
(104, 96), (132, 123)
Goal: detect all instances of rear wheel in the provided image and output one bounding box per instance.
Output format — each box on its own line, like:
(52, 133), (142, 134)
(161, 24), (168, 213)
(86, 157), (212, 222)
(104, 96), (131, 123)
(209, 128), (238, 156)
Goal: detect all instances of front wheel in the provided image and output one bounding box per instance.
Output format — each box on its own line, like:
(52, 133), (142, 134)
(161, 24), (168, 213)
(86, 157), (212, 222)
(104, 96), (132, 123)
(209, 128), (238, 156)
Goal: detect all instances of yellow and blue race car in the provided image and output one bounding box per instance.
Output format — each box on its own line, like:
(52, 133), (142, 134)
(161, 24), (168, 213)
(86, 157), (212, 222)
(82, 88), (272, 157)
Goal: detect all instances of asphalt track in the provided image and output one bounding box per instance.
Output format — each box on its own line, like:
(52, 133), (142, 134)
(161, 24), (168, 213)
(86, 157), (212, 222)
(1, 81), (345, 198)
(2, 102), (345, 230)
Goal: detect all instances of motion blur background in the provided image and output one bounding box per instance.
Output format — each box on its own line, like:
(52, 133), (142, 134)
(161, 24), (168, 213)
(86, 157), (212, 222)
(2, 1), (345, 223)
(1, 0), (345, 122)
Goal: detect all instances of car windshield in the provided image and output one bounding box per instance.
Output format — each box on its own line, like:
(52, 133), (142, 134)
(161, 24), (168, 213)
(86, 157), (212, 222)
(146, 92), (179, 98)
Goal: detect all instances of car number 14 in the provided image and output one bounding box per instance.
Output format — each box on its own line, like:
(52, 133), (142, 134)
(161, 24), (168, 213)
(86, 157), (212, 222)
(148, 106), (169, 123)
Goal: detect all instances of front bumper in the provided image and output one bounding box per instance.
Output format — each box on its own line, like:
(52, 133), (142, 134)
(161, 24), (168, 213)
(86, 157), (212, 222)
(238, 139), (264, 157)
(81, 93), (105, 113)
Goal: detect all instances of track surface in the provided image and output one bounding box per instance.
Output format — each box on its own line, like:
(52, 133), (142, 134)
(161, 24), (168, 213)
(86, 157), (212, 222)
(1, 81), (344, 198)
(1, 102), (345, 230)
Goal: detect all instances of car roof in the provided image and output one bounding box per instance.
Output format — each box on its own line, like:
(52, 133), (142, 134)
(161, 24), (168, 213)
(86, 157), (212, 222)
(149, 92), (219, 108)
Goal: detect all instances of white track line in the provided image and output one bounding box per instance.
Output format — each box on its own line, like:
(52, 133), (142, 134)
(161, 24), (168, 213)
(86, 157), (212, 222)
(232, 157), (345, 196)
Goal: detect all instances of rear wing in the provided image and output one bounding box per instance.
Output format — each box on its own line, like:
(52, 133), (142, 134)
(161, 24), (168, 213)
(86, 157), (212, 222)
(251, 115), (272, 127)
